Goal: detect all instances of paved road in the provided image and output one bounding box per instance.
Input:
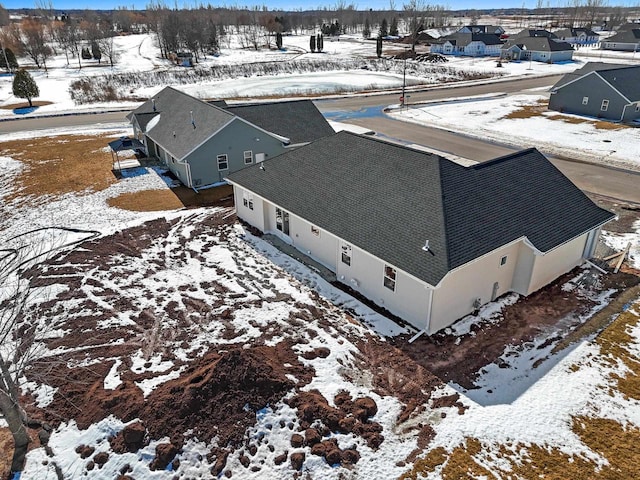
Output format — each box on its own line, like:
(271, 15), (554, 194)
(2, 75), (639, 204)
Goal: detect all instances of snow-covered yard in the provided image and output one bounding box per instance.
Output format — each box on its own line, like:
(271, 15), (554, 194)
(389, 92), (640, 172)
(0, 116), (639, 479)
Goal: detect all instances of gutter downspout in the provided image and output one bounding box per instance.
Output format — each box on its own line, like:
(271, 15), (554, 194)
(409, 287), (434, 343)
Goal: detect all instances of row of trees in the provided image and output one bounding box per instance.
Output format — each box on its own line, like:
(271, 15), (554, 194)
(0, 4), (118, 71)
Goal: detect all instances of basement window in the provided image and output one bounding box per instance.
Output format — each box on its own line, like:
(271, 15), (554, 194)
(341, 243), (352, 266)
(500, 255), (508, 266)
(383, 265), (396, 291)
(244, 150), (253, 164)
(217, 154), (228, 170)
(582, 96), (589, 105)
(601, 99), (609, 111)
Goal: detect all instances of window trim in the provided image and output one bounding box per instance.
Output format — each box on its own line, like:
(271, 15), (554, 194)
(582, 96), (589, 105)
(500, 255), (508, 266)
(275, 207), (289, 235)
(601, 99), (609, 111)
(217, 154), (228, 170)
(383, 264), (396, 291)
(311, 226), (320, 236)
(243, 150), (253, 165)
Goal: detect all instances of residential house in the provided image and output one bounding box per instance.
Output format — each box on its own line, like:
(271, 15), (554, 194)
(127, 87), (334, 188)
(430, 32), (503, 56)
(549, 62), (640, 122)
(226, 132), (613, 335)
(553, 27), (599, 45)
(457, 25), (505, 36)
(502, 35), (574, 63)
(600, 27), (640, 51)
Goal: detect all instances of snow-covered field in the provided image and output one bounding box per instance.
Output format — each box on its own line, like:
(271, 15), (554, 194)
(390, 92), (640, 172)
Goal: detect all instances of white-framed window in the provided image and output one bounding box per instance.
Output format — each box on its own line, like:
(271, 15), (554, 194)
(275, 207), (289, 235)
(242, 192), (254, 210)
(635, 104), (640, 112)
(582, 96), (589, 105)
(244, 150), (253, 164)
(383, 265), (396, 291)
(311, 226), (320, 236)
(341, 243), (352, 266)
(601, 99), (609, 111)
(500, 255), (508, 266)
(217, 154), (228, 170)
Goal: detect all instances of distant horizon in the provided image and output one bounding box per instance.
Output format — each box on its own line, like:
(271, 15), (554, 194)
(3, 0), (639, 13)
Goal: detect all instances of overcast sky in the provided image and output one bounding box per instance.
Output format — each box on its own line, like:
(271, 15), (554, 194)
(6, 0), (632, 12)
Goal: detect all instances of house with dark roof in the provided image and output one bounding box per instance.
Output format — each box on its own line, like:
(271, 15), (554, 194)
(127, 87), (334, 188)
(226, 132), (613, 334)
(549, 62), (640, 122)
(430, 32), (503, 56)
(457, 25), (505, 35)
(600, 28), (640, 51)
(501, 34), (574, 63)
(553, 27), (599, 45)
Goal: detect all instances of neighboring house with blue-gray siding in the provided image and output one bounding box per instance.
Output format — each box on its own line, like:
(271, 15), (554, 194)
(227, 132), (613, 335)
(501, 33), (574, 63)
(600, 26), (640, 51)
(549, 62), (640, 122)
(127, 87), (334, 188)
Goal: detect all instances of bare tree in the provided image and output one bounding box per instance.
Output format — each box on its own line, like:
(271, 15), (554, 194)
(20, 17), (52, 70)
(403, 0), (431, 51)
(0, 227), (100, 476)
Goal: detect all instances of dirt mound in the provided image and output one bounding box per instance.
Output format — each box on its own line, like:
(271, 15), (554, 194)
(284, 389), (383, 466)
(144, 343), (312, 448)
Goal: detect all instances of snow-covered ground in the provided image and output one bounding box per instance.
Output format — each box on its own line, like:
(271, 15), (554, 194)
(2, 31), (635, 121)
(389, 92), (640, 172)
(2, 24), (640, 480)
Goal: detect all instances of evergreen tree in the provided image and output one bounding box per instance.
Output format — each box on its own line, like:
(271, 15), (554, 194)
(276, 32), (283, 49)
(81, 47), (92, 60)
(0, 47), (18, 71)
(12, 69), (39, 107)
(376, 36), (383, 58)
(390, 17), (399, 36)
(379, 18), (388, 38)
(363, 18), (371, 39)
(310, 35), (316, 52)
(317, 33), (323, 52)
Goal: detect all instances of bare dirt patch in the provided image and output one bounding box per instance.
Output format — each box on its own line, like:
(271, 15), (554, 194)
(0, 101), (53, 110)
(503, 99), (548, 119)
(0, 134), (117, 204)
(106, 189), (185, 211)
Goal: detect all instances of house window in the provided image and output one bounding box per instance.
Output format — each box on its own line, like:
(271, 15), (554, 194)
(242, 192), (254, 210)
(636, 104), (640, 112)
(275, 207), (289, 235)
(601, 99), (609, 111)
(383, 265), (396, 291)
(500, 255), (508, 266)
(217, 154), (228, 170)
(244, 150), (253, 164)
(341, 243), (352, 266)
(582, 96), (589, 105)
(311, 226), (320, 236)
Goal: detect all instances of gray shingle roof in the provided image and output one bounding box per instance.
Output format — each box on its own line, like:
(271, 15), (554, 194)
(224, 100), (335, 145)
(551, 63), (640, 100)
(553, 27), (598, 38)
(128, 87), (235, 160)
(604, 29), (640, 44)
(551, 62), (630, 89)
(227, 132), (613, 286)
(503, 36), (573, 52)
(433, 32), (502, 47)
